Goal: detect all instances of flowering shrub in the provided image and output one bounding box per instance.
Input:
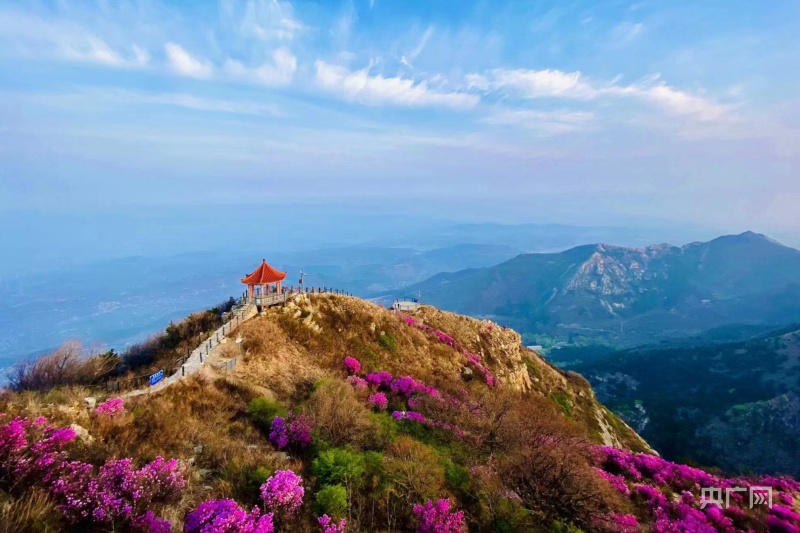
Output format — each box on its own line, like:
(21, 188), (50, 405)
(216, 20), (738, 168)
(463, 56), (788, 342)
(412, 499), (465, 533)
(185, 499), (274, 533)
(133, 511), (172, 533)
(269, 413), (313, 450)
(342, 357), (361, 374)
(391, 411), (427, 423)
(388, 408), (476, 443)
(368, 393), (388, 411)
(594, 468), (630, 495)
(0, 414), (185, 531)
(346, 376), (368, 391)
(365, 371), (393, 388)
(52, 456), (186, 527)
(606, 513), (639, 533)
(95, 397), (125, 417)
(318, 514), (347, 533)
(261, 470), (304, 514)
(389, 376), (440, 398)
(0, 415), (76, 488)
(464, 353), (495, 387)
(593, 444), (800, 533)
(398, 314), (495, 387)
(761, 476), (800, 493)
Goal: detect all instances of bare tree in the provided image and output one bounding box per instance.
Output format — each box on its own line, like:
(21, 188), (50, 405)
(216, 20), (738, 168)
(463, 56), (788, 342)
(495, 402), (622, 530)
(9, 340), (116, 392)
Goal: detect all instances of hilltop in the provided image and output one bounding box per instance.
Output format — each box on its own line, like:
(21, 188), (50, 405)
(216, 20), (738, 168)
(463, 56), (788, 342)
(402, 232), (800, 346)
(1, 293), (799, 532)
(229, 294), (647, 452)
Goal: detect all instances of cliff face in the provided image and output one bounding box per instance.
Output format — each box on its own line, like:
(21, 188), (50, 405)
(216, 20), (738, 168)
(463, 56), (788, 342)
(233, 294), (651, 452)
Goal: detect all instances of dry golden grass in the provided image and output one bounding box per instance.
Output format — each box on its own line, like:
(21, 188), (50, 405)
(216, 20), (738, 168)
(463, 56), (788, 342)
(0, 489), (61, 533)
(227, 293), (649, 451)
(0, 292), (654, 532)
(237, 317), (327, 401)
(236, 294), (502, 400)
(304, 379), (378, 449)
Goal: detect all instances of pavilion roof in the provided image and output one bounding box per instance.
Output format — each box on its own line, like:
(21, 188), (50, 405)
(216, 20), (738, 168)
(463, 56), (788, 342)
(241, 259), (287, 285)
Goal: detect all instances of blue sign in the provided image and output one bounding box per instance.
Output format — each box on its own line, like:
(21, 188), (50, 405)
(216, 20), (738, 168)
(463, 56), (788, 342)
(149, 369), (164, 386)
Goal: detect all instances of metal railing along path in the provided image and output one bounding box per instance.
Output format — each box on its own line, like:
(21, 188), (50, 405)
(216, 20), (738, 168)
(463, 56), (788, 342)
(122, 288), (351, 397)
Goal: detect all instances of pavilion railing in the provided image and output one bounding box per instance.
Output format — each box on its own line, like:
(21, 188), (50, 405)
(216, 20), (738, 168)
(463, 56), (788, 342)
(243, 286), (352, 306)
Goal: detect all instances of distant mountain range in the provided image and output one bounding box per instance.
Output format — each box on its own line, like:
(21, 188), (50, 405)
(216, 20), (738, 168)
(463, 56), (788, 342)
(403, 232), (800, 346)
(570, 324), (800, 476)
(1, 218), (714, 366)
(0, 243), (520, 366)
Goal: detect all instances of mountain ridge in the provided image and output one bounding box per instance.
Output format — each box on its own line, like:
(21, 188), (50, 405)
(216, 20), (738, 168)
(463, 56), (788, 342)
(399, 232), (800, 346)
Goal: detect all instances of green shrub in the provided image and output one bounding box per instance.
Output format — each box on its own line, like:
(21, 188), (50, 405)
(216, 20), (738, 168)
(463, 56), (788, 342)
(312, 448), (365, 487)
(363, 451), (390, 490)
(246, 466), (273, 497)
(489, 499), (532, 533)
(549, 391), (573, 418)
(378, 333), (397, 352)
(314, 484), (348, 519)
(221, 462), (274, 505)
(313, 377), (334, 392)
(444, 460), (470, 495)
(247, 397), (287, 431)
(551, 520), (585, 533)
(368, 412), (398, 447)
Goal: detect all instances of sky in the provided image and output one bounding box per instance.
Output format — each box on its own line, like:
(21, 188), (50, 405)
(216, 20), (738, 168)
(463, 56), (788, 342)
(1, 0), (800, 239)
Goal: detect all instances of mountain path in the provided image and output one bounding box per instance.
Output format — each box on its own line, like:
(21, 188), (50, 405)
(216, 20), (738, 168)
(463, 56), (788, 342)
(122, 302), (259, 398)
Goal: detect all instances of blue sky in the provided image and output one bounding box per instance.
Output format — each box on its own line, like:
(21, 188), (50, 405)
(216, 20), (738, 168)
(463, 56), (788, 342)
(1, 0), (799, 237)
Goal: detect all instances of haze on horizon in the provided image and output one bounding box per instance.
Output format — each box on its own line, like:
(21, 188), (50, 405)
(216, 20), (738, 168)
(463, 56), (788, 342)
(1, 0), (799, 256)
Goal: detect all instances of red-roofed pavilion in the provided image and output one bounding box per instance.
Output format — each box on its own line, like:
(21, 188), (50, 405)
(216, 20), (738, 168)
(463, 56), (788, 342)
(242, 259), (287, 304)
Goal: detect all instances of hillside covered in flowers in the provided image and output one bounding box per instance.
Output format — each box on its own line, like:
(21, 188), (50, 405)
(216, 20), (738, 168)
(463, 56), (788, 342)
(1, 293), (798, 532)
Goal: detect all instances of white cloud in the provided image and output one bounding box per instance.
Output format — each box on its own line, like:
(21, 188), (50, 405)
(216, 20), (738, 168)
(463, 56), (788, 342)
(223, 47), (297, 86)
(468, 69), (600, 100)
(132, 45), (150, 67)
(639, 84), (727, 121)
(409, 27), (434, 60)
(8, 88), (282, 117)
(62, 36), (123, 66)
(315, 61), (479, 109)
(481, 109), (595, 134)
(611, 21), (645, 45)
(469, 68), (729, 122)
(110, 90), (281, 116)
(164, 42), (213, 79)
(0, 9), (148, 68)
(221, 0), (304, 41)
(400, 26), (434, 69)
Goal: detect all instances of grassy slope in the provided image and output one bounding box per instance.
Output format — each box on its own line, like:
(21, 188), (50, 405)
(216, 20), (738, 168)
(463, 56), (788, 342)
(0, 293), (651, 531)
(232, 294), (649, 452)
